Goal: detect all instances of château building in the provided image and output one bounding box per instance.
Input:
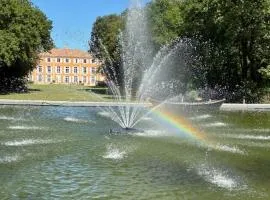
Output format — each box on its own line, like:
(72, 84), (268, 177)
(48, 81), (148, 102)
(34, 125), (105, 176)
(29, 48), (104, 86)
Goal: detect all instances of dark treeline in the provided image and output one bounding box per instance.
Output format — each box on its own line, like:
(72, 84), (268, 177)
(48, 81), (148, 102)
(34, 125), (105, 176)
(89, 0), (270, 103)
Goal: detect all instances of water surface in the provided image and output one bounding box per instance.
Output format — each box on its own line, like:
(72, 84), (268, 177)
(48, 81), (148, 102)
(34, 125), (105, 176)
(0, 105), (270, 199)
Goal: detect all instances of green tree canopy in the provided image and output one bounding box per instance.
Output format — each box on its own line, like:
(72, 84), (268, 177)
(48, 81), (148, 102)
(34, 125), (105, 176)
(0, 0), (53, 92)
(180, 0), (270, 101)
(89, 14), (124, 87)
(89, 0), (270, 102)
(147, 0), (183, 47)
(146, 0), (270, 102)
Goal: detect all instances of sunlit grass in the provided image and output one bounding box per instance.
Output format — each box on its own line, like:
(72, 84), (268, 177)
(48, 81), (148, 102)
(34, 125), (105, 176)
(0, 84), (111, 101)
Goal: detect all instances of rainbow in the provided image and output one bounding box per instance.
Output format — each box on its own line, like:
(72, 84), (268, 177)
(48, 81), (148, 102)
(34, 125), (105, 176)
(149, 108), (246, 155)
(151, 108), (207, 143)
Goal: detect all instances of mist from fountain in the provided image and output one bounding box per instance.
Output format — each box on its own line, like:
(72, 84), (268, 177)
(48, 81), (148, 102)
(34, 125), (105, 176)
(97, 0), (192, 129)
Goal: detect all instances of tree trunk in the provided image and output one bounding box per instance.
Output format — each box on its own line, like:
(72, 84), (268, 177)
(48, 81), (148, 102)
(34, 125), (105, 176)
(241, 39), (249, 81)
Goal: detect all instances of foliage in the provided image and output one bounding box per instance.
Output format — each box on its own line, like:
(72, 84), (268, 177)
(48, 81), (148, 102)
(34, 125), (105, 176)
(89, 14), (125, 87)
(259, 65), (270, 79)
(0, 0), (53, 93)
(146, 0), (270, 102)
(147, 0), (183, 47)
(89, 0), (270, 102)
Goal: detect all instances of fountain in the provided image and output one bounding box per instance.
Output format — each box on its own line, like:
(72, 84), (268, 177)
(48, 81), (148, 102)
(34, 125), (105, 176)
(97, 0), (194, 131)
(1, 0), (270, 199)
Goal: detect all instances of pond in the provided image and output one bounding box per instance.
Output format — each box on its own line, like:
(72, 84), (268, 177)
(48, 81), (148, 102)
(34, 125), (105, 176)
(0, 105), (270, 199)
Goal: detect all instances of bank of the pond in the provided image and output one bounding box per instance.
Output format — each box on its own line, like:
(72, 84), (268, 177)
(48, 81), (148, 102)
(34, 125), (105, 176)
(220, 103), (270, 111)
(0, 99), (151, 107)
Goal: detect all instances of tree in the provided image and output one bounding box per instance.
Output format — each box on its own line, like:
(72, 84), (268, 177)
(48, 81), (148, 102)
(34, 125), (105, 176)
(0, 0), (53, 93)
(147, 0), (183, 47)
(180, 0), (270, 102)
(89, 14), (124, 88)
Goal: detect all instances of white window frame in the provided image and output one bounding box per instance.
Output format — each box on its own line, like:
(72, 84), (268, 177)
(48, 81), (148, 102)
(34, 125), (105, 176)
(47, 66), (51, 73)
(56, 66), (61, 74)
(65, 66), (70, 74)
(82, 76), (87, 83)
(65, 76), (69, 83)
(38, 66), (42, 73)
(38, 74), (43, 82)
(47, 75), (51, 83)
(74, 66), (78, 74)
(82, 67), (87, 74)
(74, 76), (78, 83)
(90, 76), (96, 84)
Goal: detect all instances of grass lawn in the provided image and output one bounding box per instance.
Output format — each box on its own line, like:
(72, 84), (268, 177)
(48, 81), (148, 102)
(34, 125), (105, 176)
(0, 84), (111, 101)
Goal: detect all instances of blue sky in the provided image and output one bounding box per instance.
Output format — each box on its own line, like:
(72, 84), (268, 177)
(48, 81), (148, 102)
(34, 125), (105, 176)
(31, 0), (149, 51)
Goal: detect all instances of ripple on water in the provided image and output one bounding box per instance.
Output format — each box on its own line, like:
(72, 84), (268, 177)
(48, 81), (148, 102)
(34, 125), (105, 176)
(140, 116), (153, 121)
(133, 129), (170, 137)
(189, 114), (212, 120)
(2, 139), (59, 146)
(207, 144), (246, 155)
(64, 116), (95, 123)
(8, 125), (47, 130)
(219, 134), (270, 141)
(0, 116), (18, 121)
(202, 122), (227, 127)
(97, 111), (111, 118)
(103, 144), (126, 160)
(196, 164), (245, 190)
(0, 155), (20, 164)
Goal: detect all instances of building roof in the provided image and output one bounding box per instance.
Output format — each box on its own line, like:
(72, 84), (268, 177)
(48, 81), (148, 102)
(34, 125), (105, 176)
(40, 48), (93, 58)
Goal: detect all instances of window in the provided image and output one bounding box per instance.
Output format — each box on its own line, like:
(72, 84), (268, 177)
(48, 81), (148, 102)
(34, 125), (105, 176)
(83, 76), (87, 83)
(90, 76), (96, 84)
(65, 67), (70, 73)
(56, 66), (61, 73)
(82, 67), (87, 74)
(47, 66), (51, 73)
(74, 76), (78, 83)
(38, 75), (43, 82)
(74, 58), (79, 63)
(91, 59), (96, 64)
(57, 58), (61, 62)
(47, 57), (51, 62)
(38, 66), (42, 73)
(65, 76), (69, 83)
(47, 75), (51, 82)
(83, 59), (87, 63)
(56, 75), (61, 83)
(65, 58), (69, 63)
(91, 67), (96, 74)
(74, 67), (78, 74)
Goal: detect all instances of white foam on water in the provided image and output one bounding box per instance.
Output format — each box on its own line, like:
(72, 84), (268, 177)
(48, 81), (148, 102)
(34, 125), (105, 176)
(237, 142), (270, 148)
(189, 114), (212, 120)
(0, 155), (20, 163)
(0, 116), (26, 121)
(8, 125), (46, 130)
(103, 145), (126, 160)
(211, 144), (246, 155)
(140, 116), (153, 121)
(64, 116), (94, 123)
(253, 128), (270, 133)
(219, 134), (270, 140)
(203, 122), (227, 127)
(2, 139), (57, 146)
(197, 164), (240, 190)
(97, 111), (111, 118)
(133, 129), (170, 137)
(104, 135), (110, 140)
